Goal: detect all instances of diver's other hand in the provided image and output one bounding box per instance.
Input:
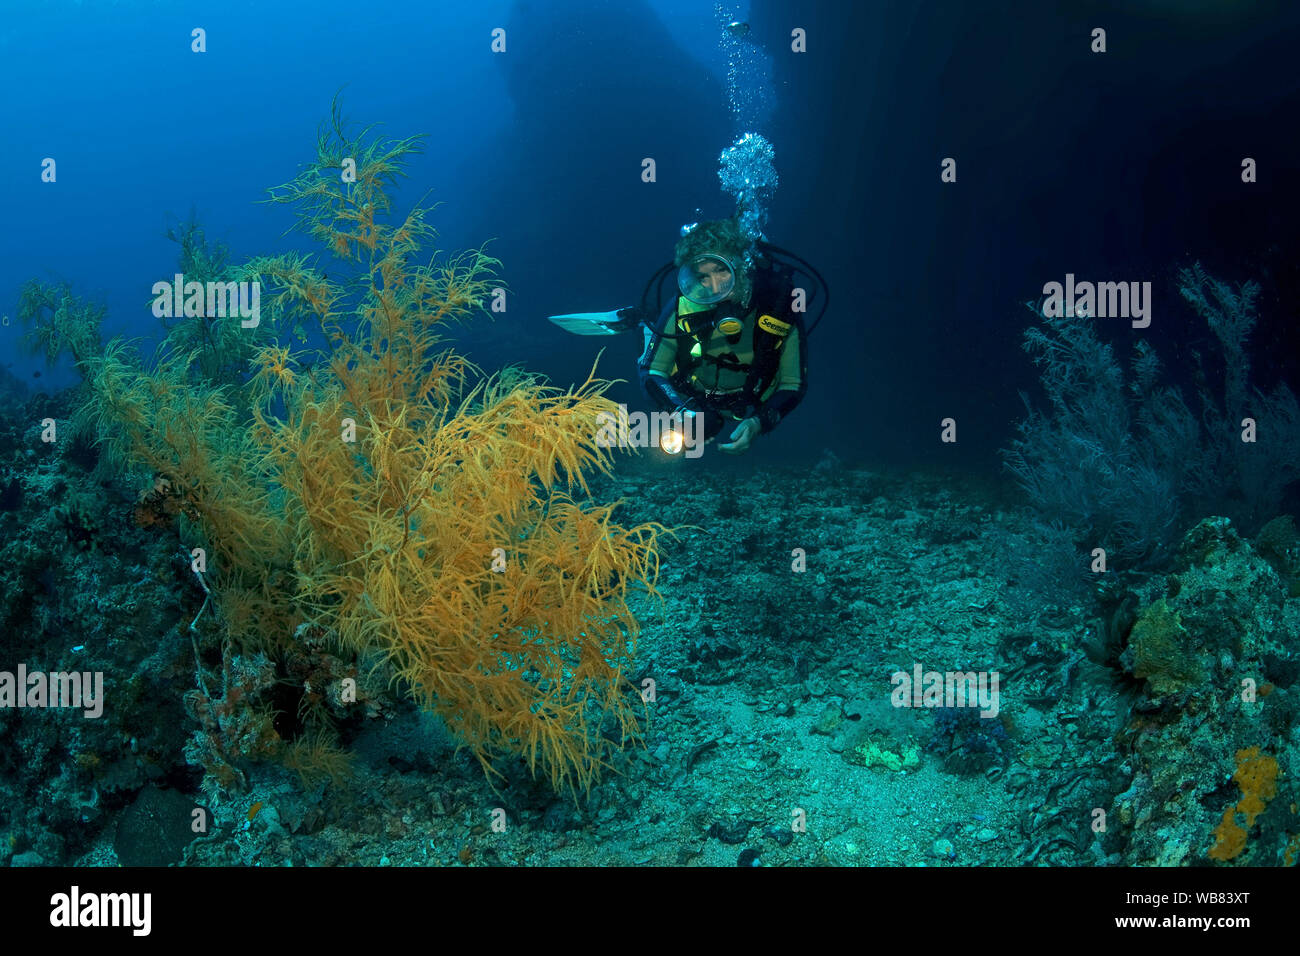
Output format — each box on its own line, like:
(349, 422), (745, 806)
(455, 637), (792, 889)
(719, 416), (760, 455)
(683, 407), (728, 442)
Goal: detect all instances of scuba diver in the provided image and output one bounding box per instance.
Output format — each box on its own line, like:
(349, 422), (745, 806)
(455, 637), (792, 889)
(549, 216), (827, 455)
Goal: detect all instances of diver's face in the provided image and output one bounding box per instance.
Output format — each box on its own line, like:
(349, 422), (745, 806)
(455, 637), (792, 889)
(695, 259), (734, 299)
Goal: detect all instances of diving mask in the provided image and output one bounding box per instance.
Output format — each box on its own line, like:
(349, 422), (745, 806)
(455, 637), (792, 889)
(677, 253), (736, 305)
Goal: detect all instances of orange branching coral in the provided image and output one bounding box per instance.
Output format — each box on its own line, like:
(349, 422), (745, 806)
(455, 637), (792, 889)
(74, 97), (666, 796)
(283, 727), (355, 789)
(254, 307), (667, 794)
(1208, 746), (1279, 861)
(161, 96), (664, 795)
(81, 340), (297, 648)
(249, 344), (298, 406)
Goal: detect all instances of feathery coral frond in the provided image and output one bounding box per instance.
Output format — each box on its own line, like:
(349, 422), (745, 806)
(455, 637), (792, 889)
(65, 99), (664, 797)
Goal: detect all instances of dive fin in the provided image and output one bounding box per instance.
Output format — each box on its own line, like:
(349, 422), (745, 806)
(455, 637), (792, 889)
(546, 308), (642, 336)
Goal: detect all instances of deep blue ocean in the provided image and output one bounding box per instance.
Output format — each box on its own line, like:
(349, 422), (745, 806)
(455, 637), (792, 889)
(6, 0), (1294, 470)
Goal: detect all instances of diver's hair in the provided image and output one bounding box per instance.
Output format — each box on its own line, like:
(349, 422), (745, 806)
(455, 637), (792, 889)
(674, 217), (754, 306)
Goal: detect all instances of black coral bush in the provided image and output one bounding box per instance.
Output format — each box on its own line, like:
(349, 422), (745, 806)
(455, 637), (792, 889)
(46, 100), (668, 795)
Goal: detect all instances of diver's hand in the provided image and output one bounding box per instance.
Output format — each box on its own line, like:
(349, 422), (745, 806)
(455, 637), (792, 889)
(719, 416), (760, 455)
(682, 407), (728, 443)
